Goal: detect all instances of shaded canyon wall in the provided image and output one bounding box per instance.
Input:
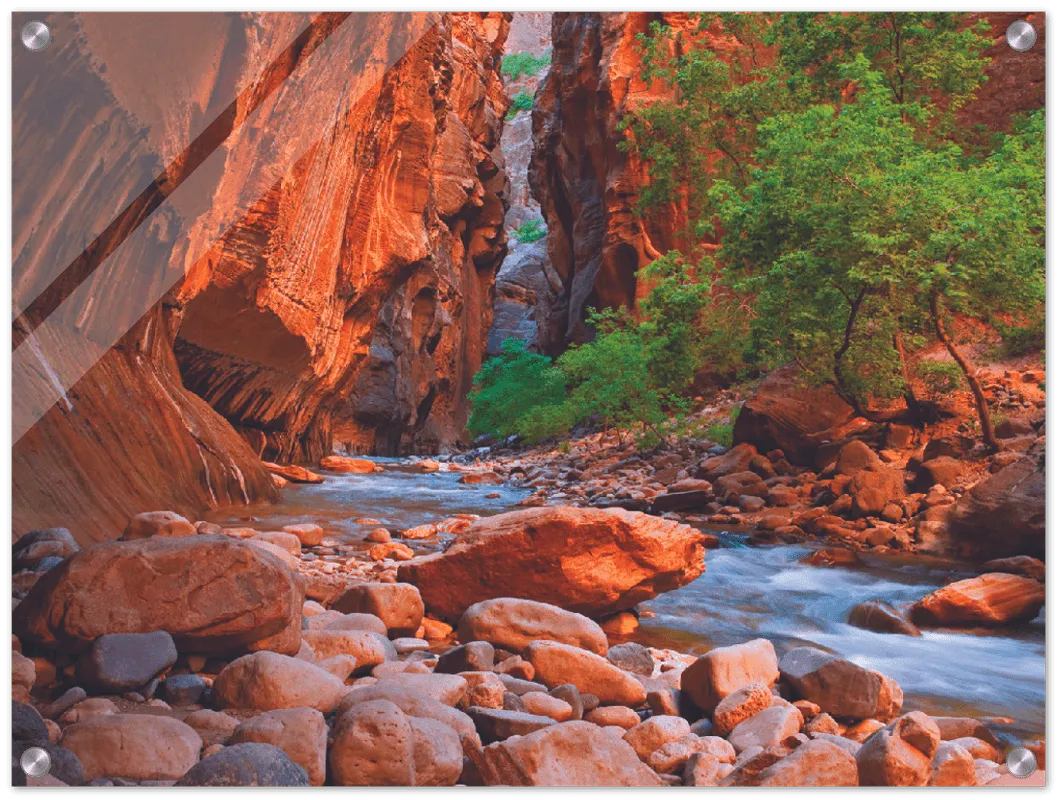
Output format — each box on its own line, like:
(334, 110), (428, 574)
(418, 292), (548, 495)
(13, 12), (510, 541)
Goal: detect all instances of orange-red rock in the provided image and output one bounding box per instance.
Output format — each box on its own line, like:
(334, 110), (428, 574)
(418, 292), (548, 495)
(397, 506), (706, 620)
(14, 535), (303, 655)
(910, 573), (1045, 627)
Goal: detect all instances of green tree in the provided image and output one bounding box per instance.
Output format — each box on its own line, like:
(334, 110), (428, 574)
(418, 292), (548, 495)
(713, 61), (1044, 448)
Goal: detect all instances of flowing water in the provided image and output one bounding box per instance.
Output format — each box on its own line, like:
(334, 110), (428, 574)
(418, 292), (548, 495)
(208, 460), (1045, 741)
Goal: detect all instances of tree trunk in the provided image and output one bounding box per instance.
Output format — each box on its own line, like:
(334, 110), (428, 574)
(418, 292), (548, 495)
(929, 292), (999, 451)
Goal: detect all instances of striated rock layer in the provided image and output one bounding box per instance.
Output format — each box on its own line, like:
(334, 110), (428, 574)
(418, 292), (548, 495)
(528, 12), (699, 348)
(13, 12), (511, 539)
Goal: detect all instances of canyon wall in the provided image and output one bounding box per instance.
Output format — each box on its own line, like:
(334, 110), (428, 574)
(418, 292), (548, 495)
(13, 12), (510, 540)
(528, 12), (695, 349)
(529, 12), (1045, 349)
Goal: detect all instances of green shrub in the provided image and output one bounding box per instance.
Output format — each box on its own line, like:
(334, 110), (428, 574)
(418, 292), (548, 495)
(917, 360), (964, 398)
(501, 50), (551, 80)
(705, 422), (734, 448)
(467, 339), (568, 441)
(505, 91), (534, 120)
(512, 218), (547, 244)
(996, 317), (1045, 357)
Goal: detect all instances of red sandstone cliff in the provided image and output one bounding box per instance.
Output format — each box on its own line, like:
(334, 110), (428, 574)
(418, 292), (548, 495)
(529, 12), (1045, 348)
(13, 12), (510, 540)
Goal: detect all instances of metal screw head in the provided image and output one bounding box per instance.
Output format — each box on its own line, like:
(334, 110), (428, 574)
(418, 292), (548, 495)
(20, 20), (51, 52)
(20, 746), (52, 778)
(1006, 20), (1037, 52)
(1005, 746), (1037, 778)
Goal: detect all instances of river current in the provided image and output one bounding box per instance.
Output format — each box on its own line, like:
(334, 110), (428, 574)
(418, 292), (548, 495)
(207, 459), (1045, 741)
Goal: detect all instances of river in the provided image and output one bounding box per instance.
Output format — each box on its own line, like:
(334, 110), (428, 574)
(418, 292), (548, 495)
(206, 459), (1045, 743)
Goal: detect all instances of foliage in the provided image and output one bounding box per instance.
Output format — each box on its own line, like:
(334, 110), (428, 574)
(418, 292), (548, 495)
(466, 339), (568, 442)
(512, 218), (547, 244)
(470, 14), (1045, 451)
(996, 317), (1045, 357)
(917, 360), (964, 398)
(506, 91), (534, 120)
(501, 50), (552, 80)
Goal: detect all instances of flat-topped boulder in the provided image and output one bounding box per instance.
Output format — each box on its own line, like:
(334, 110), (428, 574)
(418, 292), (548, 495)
(732, 364), (858, 466)
(14, 535), (303, 655)
(61, 714), (202, 781)
(320, 455), (383, 473)
(397, 506), (706, 620)
(946, 455), (1044, 560)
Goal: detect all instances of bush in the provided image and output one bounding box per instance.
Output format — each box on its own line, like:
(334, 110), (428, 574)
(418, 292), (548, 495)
(705, 422), (734, 448)
(917, 360), (964, 398)
(996, 317), (1045, 357)
(467, 339), (568, 441)
(506, 91), (534, 120)
(512, 218), (547, 244)
(501, 50), (551, 80)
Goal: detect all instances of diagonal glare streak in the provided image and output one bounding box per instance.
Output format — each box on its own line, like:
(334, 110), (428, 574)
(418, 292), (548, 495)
(11, 12), (350, 350)
(12, 12), (441, 444)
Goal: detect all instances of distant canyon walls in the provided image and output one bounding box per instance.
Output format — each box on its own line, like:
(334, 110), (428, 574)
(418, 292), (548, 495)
(527, 12), (1045, 349)
(13, 12), (510, 541)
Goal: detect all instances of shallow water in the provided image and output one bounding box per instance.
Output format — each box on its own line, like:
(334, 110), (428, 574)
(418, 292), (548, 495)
(633, 533), (1045, 741)
(209, 461), (1045, 741)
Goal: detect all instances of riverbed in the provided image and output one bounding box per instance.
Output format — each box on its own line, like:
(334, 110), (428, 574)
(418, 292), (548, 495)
(207, 460), (1045, 742)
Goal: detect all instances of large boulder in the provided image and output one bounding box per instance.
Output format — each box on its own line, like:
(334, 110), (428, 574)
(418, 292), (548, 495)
(910, 573), (1045, 627)
(756, 739), (859, 786)
(14, 535), (303, 655)
(397, 506), (706, 620)
(732, 365), (858, 466)
(212, 652), (350, 713)
(779, 647), (903, 720)
(475, 721), (664, 786)
(856, 711), (940, 786)
(458, 598), (608, 656)
(60, 714), (202, 781)
(946, 456), (1045, 559)
(330, 583), (424, 636)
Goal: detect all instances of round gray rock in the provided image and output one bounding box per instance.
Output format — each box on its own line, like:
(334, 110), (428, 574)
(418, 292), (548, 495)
(175, 743), (309, 786)
(77, 631), (177, 692)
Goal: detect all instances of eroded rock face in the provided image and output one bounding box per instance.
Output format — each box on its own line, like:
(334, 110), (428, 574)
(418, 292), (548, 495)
(529, 13), (696, 347)
(13, 12), (512, 542)
(397, 505), (707, 620)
